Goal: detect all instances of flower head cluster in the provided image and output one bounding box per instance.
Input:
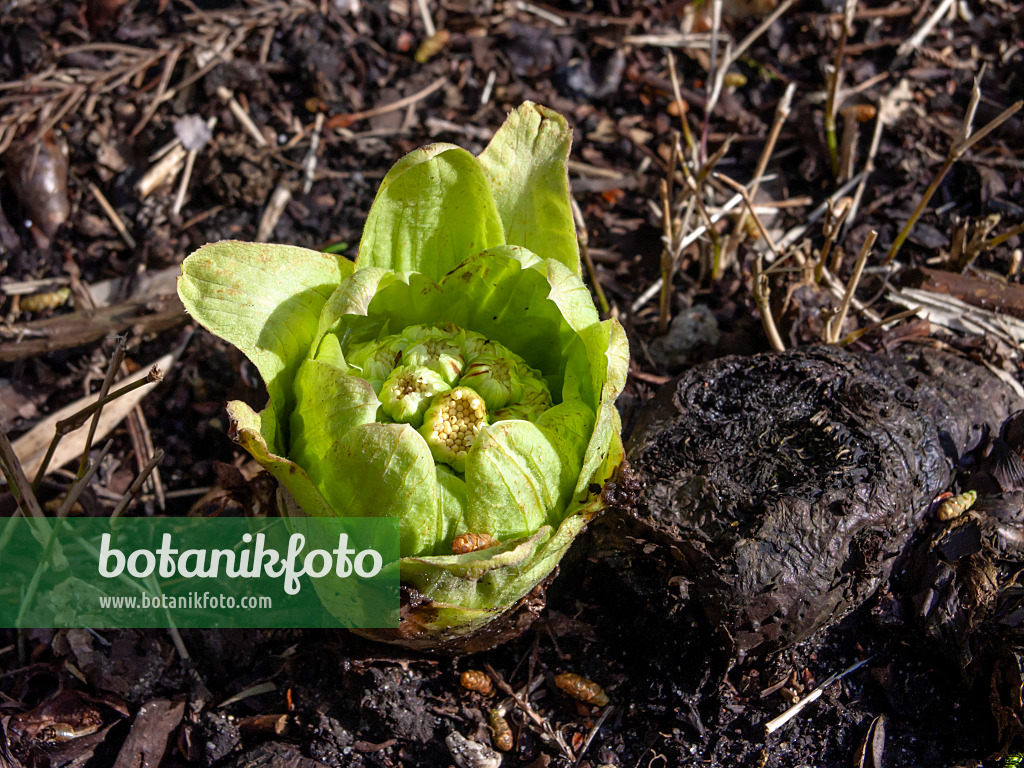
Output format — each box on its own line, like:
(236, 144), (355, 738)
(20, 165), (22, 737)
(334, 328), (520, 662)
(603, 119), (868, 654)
(347, 324), (551, 472)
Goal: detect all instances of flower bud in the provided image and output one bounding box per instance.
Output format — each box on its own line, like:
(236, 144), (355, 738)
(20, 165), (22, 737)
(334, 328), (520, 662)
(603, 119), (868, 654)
(459, 352), (524, 411)
(491, 376), (552, 422)
(379, 365), (451, 426)
(399, 325), (466, 384)
(348, 339), (404, 390)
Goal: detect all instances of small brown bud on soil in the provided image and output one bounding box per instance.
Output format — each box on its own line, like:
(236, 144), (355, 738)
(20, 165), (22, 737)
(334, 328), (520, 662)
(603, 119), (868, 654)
(460, 669), (493, 695)
(415, 29), (450, 64)
(936, 490), (976, 521)
(19, 288), (71, 313)
(554, 672), (609, 707)
(488, 708), (513, 751)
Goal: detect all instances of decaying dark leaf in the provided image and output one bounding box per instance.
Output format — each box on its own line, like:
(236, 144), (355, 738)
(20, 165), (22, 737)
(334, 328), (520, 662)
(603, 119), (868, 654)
(619, 345), (1020, 657)
(3, 131), (70, 247)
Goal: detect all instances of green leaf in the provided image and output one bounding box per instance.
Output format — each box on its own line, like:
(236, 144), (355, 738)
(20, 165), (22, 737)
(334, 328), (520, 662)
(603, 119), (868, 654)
(403, 529), (546, 583)
(544, 258), (599, 332)
(575, 319), (629, 496)
(400, 529), (552, 611)
(288, 357), (381, 494)
(465, 408), (589, 541)
(356, 144), (505, 280)
(178, 242), (351, 423)
(314, 423), (445, 558)
(436, 467), (469, 552)
(315, 267), (391, 352)
(478, 102), (580, 275)
(226, 400), (333, 518)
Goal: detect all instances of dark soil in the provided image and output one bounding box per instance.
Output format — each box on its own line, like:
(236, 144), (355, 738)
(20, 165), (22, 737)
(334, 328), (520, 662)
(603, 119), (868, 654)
(1, 0), (1023, 766)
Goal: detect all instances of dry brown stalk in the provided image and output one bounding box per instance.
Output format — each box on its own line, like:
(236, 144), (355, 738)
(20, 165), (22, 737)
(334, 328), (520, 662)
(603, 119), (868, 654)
(325, 77), (448, 129)
(0, 429), (46, 519)
(570, 197), (610, 317)
(752, 254), (785, 352)
(730, 82), (795, 259)
(714, 173), (780, 259)
(885, 73), (1021, 265)
(88, 182), (136, 249)
(824, 0), (857, 177)
(827, 230), (877, 344)
(816, 197), (851, 281)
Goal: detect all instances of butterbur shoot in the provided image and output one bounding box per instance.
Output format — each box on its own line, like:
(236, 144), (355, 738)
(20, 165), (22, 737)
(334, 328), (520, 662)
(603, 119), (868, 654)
(177, 102), (629, 650)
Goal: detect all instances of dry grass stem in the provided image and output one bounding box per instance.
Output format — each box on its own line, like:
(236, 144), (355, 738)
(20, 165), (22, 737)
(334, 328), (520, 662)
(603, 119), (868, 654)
(573, 705), (615, 768)
(839, 307), (920, 346)
(110, 449), (165, 520)
(701, 0), (725, 158)
(714, 173), (780, 259)
(217, 87), (267, 147)
(895, 0), (956, 60)
(885, 76), (1021, 264)
(415, 0), (436, 36)
(514, 1), (569, 26)
(173, 117), (221, 218)
(978, 221), (1024, 254)
(58, 441), (113, 518)
(631, 190), (746, 313)
(75, 339), (128, 480)
(0, 429), (45, 519)
(953, 98), (1022, 155)
(658, 178), (676, 333)
(570, 197), (610, 316)
(125, 399), (165, 512)
(303, 112), (326, 195)
(172, 149), (199, 217)
(666, 51), (695, 153)
(258, 183), (293, 242)
(136, 144), (187, 198)
(728, 0), (797, 66)
(27, 367), (165, 485)
(842, 97), (884, 239)
(753, 254), (785, 352)
(727, 82), (795, 261)
(776, 171), (867, 254)
(824, 0), (857, 177)
(88, 182), (136, 249)
(480, 69), (496, 106)
(679, 165), (724, 278)
(828, 230), (877, 344)
(131, 44), (185, 138)
(484, 664), (574, 760)
(623, 33), (713, 50)
(820, 266), (883, 325)
(326, 76), (448, 128)
(765, 657), (872, 734)
(816, 197), (852, 281)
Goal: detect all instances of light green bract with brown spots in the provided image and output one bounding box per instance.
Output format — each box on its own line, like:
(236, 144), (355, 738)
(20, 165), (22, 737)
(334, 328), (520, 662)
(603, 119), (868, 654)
(177, 103), (628, 649)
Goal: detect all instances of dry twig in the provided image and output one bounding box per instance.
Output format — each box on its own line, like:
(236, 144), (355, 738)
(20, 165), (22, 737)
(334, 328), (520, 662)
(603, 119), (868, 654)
(885, 71), (1021, 264)
(826, 231), (877, 344)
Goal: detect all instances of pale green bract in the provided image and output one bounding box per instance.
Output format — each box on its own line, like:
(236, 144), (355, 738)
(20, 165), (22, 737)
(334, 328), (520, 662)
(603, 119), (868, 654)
(177, 103), (629, 647)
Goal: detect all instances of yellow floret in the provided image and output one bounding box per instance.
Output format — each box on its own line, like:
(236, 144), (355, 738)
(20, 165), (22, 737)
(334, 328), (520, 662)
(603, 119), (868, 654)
(419, 387), (488, 473)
